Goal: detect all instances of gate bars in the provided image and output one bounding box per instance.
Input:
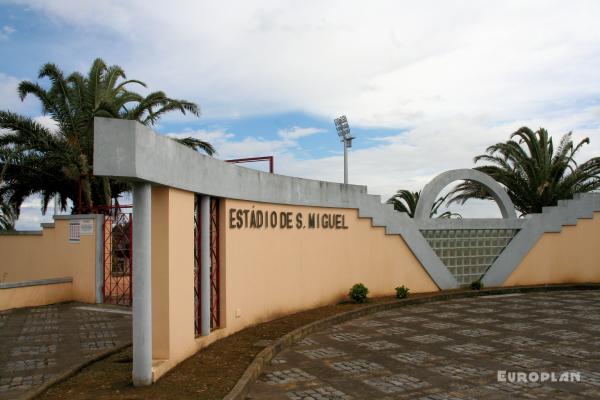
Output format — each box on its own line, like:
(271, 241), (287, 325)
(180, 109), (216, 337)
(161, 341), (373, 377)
(194, 196), (221, 336)
(100, 205), (133, 306)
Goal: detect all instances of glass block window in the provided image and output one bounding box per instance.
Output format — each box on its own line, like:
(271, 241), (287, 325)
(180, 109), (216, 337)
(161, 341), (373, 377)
(421, 229), (519, 286)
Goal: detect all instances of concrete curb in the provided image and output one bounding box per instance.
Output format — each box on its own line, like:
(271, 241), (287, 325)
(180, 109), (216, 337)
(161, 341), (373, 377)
(17, 341), (132, 400)
(223, 283), (600, 400)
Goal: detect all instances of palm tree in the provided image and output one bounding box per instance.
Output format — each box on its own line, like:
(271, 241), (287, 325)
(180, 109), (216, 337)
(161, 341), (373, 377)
(0, 202), (15, 231)
(449, 127), (600, 215)
(0, 58), (214, 216)
(387, 189), (461, 218)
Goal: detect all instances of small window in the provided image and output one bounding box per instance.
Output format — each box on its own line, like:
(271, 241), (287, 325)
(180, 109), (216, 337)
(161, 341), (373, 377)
(69, 221), (80, 243)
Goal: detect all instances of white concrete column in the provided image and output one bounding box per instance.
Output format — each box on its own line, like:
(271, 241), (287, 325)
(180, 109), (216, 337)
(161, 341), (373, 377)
(200, 195), (211, 336)
(132, 183), (152, 386)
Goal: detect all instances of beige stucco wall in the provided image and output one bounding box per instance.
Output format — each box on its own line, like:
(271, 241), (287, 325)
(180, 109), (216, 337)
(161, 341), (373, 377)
(0, 217), (98, 310)
(222, 199), (438, 333)
(0, 282), (73, 310)
(150, 195), (439, 380)
(504, 212), (600, 286)
(151, 187), (196, 374)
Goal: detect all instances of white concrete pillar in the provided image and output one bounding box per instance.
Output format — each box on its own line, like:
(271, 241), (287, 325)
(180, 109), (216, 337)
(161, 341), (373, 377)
(200, 195), (211, 336)
(132, 183), (152, 386)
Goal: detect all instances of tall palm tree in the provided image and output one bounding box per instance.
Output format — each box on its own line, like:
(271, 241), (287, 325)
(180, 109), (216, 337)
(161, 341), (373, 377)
(387, 189), (460, 218)
(0, 202), (15, 231)
(449, 127), (600, 215)
(0, 58), (214, 216)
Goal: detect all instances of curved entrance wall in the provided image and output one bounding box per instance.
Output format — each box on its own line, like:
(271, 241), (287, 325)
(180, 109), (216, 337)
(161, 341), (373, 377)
(92, 117), (600, 383)
(223, 199), (437, 332)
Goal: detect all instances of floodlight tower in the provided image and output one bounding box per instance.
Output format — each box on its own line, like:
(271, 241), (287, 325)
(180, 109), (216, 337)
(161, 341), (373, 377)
(334, 115), (355, 184)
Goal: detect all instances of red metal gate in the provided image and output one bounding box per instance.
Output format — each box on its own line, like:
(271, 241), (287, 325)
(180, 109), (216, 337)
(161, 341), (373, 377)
(194, 196), (221, 335)
(101, 205), (133, 306)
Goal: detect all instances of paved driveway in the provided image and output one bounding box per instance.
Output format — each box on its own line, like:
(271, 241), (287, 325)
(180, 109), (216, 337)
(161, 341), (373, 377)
(248, 291), (600, 399)
(0, 302), (131, 399)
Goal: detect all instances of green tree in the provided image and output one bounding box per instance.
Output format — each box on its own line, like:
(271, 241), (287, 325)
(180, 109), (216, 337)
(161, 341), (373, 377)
(449, 127), (600, 215)
(0, 58), (214, 216)
(0, 201), (15, 231)
(386, 189), (460, 218)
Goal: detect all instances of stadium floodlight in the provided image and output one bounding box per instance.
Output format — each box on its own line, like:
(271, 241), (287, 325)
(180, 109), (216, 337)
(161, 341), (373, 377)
(334, 115), (355, 184)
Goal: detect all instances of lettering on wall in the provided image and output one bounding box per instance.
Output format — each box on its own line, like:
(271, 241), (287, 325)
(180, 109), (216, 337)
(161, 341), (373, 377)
(228, 207), (349, 230)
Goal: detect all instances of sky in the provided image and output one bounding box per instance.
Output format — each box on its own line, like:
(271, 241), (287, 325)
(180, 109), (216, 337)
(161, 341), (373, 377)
(1, 0), (600, 229)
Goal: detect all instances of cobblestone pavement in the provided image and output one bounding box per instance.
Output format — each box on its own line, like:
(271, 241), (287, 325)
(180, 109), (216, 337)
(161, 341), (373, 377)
(0, 302), (131, 399)
(248, 291), (600, 399)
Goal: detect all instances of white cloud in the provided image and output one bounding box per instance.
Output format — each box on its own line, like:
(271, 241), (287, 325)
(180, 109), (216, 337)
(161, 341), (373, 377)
(277, 126), (324, 140)
(160, 104), (600, 218)
(166, 126), (325, 158)
(0, 25), (15, 41)
(33, 115), (59, 133)
(6, 1), (600, 224)
(12, 0), (600, 126)
(0, 72), (41, 115)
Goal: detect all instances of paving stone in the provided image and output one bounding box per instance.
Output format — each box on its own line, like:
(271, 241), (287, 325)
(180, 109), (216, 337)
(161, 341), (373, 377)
(465, 308), (495, 314)
(358, 320), (387, 328)
(20, 325), (59, 334)
(534, 318), (570, 325)
(431, 364), (494, 379)
(438, 303), (469, 310)
(376, 326), (415, 335)
(286, 385), (351, 400)
(330, 359), (385, 375)
(544, 345), (598, 359)
(249, 291), (600, 400)
(0, 303), (131, 399)
(407, 334), (453, 344)
(423, 322), (459, 330)
(445, 343), (496, 355)
(373, 310), (403, 318)
(261, 368), (316, 385)
(363, 373), (430, 393)
(418, 393), (476, 400)
(79, 322), (115, 330)
(573, 312), (600, 321)
(463, 317), (499, 324)
(498, 322), (536, 331)
(582, 324), (600, 332)
(297, 347), (346, 359)
(329, 332), (371, 342)
(4, 358), (57, 372)
(357, 340), (401, 351)
(580, 370), (600, 387)
(11, 344), (57, 357)
(435, 312), (461, 319)
(407, 306), (437, 314)
(79, 331), (118, 339)
(297, 338), (319, 346)
(17, 333), (63, 343)
(499, 353), (552, 368)
(540, 329), (590, 341)
(492, 335), (544, 347)
(499, 312), (529, 319)
(392, 315), (428, 323)
(390, 350), (445, 365)
(455, 328), (498, 337)
(80, 340), (119, 351)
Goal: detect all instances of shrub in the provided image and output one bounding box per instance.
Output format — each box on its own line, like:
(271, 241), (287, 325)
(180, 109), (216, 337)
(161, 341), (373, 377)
(470, 280), (484, 290)
(349, 283), (369, 303)
(395, 285), (410, 299)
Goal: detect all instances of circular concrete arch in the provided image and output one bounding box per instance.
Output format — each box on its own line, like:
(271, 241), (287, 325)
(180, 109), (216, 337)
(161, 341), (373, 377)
(414, 169), (517, 220)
